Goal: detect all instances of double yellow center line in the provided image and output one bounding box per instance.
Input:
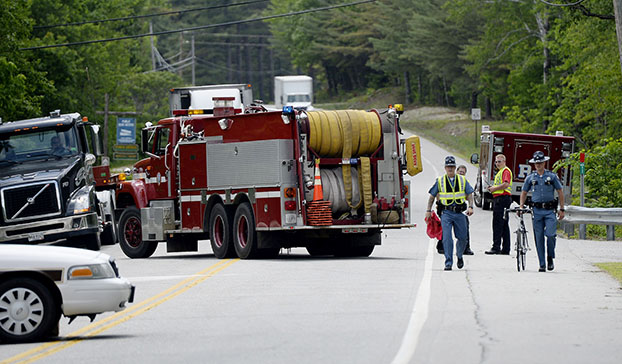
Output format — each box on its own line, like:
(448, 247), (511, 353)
(2, 258), (239, 364)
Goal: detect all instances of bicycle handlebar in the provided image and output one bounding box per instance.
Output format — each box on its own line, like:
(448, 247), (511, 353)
(504, 207), (532, 220)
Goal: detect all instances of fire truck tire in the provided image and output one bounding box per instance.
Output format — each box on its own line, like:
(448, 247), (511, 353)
(482, 196), (492, 211)
(118, 206), (157, 259)
(209, 204), (235, 259)
(474, 184), (483, 208)
(233, 203), (259, 259)
(101, 218), (117, 246)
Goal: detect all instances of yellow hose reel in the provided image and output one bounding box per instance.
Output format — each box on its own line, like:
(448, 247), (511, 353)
(306, 110), (382, 157)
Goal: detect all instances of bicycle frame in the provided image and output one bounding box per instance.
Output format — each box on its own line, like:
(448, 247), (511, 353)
(505, 208), (532, 272)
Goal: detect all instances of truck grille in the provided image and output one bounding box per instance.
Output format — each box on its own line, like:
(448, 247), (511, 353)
(1, 181), (61, 223)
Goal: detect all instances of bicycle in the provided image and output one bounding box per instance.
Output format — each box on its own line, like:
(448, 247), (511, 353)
(504, 207), (533, 272)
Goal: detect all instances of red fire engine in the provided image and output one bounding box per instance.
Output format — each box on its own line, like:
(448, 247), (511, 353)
(113, 99), (421, 259)
(471, 125), (575, 210)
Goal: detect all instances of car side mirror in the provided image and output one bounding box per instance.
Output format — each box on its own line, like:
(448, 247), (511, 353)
(470, 153), (479, 164)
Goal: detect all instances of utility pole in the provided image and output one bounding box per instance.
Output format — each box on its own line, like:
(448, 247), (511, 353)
(149, 22), (156, 71)
(191, 33), (196, 86)
(614, 0), (622, 74)
(97, 93), (141, 159)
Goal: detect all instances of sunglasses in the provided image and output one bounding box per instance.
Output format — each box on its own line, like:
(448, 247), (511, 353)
(495, 160), (504, 163)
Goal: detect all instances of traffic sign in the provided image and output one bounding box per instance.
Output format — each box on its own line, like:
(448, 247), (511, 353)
(117, 117), (136, 144)
(471, 108), (481, 121)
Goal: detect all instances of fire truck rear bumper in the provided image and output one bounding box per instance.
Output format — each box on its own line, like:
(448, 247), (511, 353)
(0, 212), (100, 245)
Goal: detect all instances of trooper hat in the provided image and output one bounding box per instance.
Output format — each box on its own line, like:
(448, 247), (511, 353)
(529, 150), (550, 163)
(445, 155), (456, 167)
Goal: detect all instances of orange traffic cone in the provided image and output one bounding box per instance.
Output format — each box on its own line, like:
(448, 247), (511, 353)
(313, 159), (323, 201)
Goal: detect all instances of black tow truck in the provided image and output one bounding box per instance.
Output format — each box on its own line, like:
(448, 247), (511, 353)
(0, 110), (114, 250)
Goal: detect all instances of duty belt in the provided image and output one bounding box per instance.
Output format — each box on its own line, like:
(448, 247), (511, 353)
(443, 204), (467, 213)
(533, 200), (557, 210)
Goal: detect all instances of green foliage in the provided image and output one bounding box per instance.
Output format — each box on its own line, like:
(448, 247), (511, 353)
(555, 138), (622, 207)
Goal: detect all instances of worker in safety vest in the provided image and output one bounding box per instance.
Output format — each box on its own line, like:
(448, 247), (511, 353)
(519, 151), (565, 272)
(485, 154), (513, 255)
(425, 156), (474, 270)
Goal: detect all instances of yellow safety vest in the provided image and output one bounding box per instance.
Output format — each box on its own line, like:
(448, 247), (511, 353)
(437, 175), (466, 205)
(493, 166), (513, 195)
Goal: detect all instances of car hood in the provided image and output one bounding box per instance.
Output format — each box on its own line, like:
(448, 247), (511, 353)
(0, 244), (110, 270)
(0, 157), (81, 185)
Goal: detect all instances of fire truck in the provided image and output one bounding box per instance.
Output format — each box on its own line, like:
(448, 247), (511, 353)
(114, 99), (421, 259)
(471, 125), (575, 210)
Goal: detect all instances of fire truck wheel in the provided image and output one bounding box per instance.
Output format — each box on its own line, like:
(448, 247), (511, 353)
(101, 219), (117, 246)
(118, 206), (157, 259)
(474, 183), (483, 208)
(482, 197), (492, 210)
(233, 202), (258, 259)
(209, 204), (235, 259)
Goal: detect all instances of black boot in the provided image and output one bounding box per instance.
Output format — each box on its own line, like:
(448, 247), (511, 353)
(547, 256), (554, 271)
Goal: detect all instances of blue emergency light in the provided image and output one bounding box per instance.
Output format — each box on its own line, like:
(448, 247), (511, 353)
(282, 106), (294, 115)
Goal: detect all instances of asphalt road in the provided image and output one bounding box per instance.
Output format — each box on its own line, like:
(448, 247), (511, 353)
(2, 136), (622, 364)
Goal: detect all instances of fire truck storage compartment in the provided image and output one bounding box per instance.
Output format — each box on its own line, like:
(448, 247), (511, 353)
(142, 200), (175, 241)
(206, 139), (295, 189)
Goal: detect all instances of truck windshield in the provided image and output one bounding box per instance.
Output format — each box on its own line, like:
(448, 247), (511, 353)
(0, 128), (79, 163)
(287, 94), (311, 103)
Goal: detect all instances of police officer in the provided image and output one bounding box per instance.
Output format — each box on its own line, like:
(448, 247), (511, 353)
(485, 154), (513, 255)
(425, 156), (474, 270)
(519, 151), (565, 272)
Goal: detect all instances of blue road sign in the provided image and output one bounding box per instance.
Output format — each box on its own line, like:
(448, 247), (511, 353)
(117, 117), (136, 144)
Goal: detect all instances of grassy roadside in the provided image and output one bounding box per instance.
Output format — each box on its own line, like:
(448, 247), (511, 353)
(399, 107), (519, 162)
(595, 263), (622, 286)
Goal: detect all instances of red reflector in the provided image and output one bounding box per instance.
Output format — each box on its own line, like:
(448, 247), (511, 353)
(404, 198), (409, 208)
(284, 201), (296, 211)
(172, 109), (188, 116)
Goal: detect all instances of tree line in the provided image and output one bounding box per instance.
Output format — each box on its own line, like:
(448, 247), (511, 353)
(1, 0), (620, 152)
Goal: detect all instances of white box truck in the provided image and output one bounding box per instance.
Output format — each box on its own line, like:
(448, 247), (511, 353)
(169, 84), (253, 116)
(274, 76), (313, 110)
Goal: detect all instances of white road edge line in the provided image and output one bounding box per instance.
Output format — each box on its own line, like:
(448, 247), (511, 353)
(390, 238), (435, 364)
(390, 152), (438, 364)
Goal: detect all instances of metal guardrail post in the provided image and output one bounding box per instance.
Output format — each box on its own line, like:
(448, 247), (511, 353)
(607, 225), (616, 241)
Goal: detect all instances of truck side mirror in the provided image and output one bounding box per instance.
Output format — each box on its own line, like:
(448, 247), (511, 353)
(89, 125), (103, 156)
(141, 128), (157, 158)
(470, 153), (479, 164)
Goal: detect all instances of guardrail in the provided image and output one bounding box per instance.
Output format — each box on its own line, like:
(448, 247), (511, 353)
(563, 205), (622, 240)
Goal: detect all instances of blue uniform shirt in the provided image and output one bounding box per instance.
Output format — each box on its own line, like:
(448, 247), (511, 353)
(522, 170), (563, 203)
(429, 175), (474, 206)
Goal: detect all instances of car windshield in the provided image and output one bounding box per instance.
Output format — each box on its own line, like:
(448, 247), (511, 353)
(0, 128), (79, 163)
(287, 94), (310, 103)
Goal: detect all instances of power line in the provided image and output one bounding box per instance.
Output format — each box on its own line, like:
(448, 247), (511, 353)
(20, 0), (376, 51)
(538, 0), (586, 6)
(33, 0), (268, 30)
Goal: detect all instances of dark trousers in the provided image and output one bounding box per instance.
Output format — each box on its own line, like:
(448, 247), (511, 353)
(492, 195), (512, 253)
(437, 215), (471, 252)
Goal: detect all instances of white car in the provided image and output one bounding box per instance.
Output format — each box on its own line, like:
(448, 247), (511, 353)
(0, 245), (134, 343)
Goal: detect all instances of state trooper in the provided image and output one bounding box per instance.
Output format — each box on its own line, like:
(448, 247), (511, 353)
(519, 151), (565, 272)
(425, 156), (474, 270)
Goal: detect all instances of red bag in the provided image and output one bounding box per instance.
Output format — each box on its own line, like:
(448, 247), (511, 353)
(425, 211), (442, 240)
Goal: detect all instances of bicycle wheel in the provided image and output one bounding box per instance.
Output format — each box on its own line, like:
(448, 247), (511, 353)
(516, 233), (524, 272)
(520, 232), (527, 271)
